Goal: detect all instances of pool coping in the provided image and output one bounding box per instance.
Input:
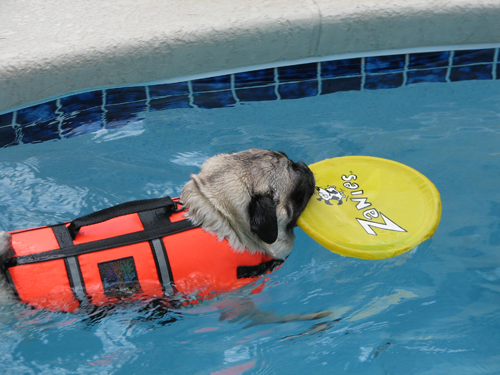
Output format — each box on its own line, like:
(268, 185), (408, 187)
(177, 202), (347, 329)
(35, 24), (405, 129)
(1, 0), (500, 114)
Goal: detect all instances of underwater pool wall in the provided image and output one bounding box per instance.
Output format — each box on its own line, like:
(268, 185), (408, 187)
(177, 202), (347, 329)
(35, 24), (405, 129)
(1, 0), (500, 115)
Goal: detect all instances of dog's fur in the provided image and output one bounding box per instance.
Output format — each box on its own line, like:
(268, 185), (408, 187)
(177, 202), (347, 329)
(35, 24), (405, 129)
(0, 149), (329, 326)
(181, 149), (315, 260)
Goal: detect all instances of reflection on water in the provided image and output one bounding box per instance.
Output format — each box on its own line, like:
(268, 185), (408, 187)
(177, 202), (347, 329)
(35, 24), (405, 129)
(0, 159), (89, 229)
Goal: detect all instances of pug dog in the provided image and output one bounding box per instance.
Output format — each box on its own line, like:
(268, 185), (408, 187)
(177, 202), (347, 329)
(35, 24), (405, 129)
(181, 149), (330, 326)
(181, 148), (316, 260)
(0, 149), (332, 327)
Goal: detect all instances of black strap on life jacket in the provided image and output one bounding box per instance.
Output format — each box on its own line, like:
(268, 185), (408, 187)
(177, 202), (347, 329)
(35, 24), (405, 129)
(3, 196), (194, 268)
(6, 220), (196, 267)
(67, 196), (177, 239)
(236, 258), (284, 279)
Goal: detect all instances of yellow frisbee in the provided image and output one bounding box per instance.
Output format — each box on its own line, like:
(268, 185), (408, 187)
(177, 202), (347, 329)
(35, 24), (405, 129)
(297, 156), (441, 260)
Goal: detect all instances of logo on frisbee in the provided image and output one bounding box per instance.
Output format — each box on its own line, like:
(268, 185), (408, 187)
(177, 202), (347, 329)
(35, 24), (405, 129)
(316, 185), (346, 205)
(316, 173), (407, 236)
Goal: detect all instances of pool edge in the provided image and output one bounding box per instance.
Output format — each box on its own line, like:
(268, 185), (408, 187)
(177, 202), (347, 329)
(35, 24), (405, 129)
(1, 0), (500, 113)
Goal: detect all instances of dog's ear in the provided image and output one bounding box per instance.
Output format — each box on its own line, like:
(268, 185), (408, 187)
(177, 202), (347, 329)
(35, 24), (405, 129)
(248, 193), (278, 244)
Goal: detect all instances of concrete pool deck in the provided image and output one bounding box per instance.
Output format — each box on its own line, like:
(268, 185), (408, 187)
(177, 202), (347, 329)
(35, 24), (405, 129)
(1, 0), (500, 114)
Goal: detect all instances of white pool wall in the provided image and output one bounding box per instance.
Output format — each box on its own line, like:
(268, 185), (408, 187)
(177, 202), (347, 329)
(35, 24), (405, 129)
(1, 0), (500, 113)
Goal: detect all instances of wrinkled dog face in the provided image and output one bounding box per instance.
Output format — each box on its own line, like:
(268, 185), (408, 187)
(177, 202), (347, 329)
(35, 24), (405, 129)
(181, 149), (315, 259)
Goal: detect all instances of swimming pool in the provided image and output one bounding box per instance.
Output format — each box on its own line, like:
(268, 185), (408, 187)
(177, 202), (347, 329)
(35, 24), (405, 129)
(0, 47), (499, 374)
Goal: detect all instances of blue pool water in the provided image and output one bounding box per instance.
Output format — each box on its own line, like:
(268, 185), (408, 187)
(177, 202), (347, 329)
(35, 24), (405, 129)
(0, 78), (500, 374)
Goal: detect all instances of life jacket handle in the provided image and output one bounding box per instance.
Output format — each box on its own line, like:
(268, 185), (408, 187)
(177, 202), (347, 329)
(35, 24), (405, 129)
(67, 196), (177, 240)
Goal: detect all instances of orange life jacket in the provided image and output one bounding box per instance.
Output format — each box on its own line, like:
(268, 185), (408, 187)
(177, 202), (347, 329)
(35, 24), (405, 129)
(2, 197), (283, 312)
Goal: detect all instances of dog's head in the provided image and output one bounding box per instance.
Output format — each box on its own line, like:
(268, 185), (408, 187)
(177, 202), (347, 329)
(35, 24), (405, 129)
(181, 149), (315, 259)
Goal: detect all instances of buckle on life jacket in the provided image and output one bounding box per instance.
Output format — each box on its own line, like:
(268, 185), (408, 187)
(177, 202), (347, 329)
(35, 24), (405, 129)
(237, 258), (284, 279)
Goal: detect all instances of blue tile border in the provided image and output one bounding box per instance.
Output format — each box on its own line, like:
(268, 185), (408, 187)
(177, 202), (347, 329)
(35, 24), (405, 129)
(321, 58), (362, 78)
(236, 86), (277, 102)
(365, 54), (406, 74)
(365, 72), (405, 90)
(0, 47), (499, 148)
(234, 69), (275, 88)
(0, 126), (17, 148)
(453, 49), (495, 66)
(60, 91), (103, 113)
(17, 100), (59, 126)
(278, 63), (318, 82)
(149, 94), (191, 111)
(408, 51), (450, 69)
(0, 112), (13, 128)
(192, 75), (232, 92)
(149, 82), (190, 98)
